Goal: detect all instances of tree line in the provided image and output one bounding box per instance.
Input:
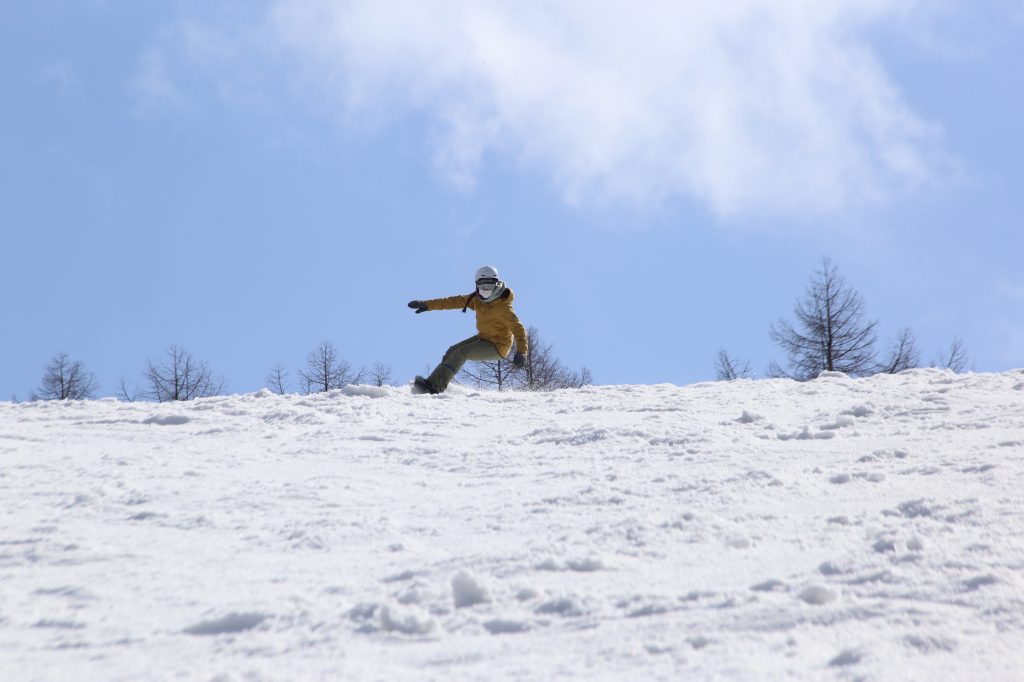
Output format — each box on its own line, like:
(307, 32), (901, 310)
(19, 258), (971, 401)
(19, 326), (592, 402)
(715, 257), (971, 381)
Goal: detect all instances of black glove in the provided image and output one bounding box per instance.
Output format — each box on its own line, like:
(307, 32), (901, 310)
(513, 353), (526, 369)
(408, 300), (427, 314)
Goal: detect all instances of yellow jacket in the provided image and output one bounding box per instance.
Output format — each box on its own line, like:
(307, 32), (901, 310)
(424, 289), (529, 358)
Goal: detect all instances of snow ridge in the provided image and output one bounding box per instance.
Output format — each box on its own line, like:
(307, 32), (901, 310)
(1, 369), (1023, 680)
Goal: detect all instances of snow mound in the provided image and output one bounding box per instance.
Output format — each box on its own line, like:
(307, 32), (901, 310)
(339, 384), (391, 399)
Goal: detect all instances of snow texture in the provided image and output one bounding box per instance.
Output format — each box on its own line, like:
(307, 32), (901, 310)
(1, 369), (1023, 680)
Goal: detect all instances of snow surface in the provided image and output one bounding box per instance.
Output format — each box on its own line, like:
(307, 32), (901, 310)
(2, 369), (1023, 681)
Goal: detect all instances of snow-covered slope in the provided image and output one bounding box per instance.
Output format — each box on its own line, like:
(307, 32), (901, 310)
(2, 370), (1023, 681)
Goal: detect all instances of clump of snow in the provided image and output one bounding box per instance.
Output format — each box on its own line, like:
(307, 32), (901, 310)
(798, 586), (837, 605)
(873, 539), (897, 553)
(818, 561), (846, 576)
(536, 557), (605, 572)
(904, 635), (957, 653)
(737, 410), (762, 424)
(898, 500), (935, 518)
(142, 414), (190, 426)
(340, 384), (391, 399)
(378, 605), (435, 635)
(687, 636), (713, 650)
(962, 575), (998, 591)
(778, 426), (835, 441)
(566, 558), (605, 572)
(451, 571), (489, 608)
(750, 579), (787, 593)
(33, 619), (85, 630)
(842, 404), (874, 418)
(829, 649), (863, 667)
(535, 598), (584, 617)
(821, 415), (857, 430)
(183, 612), (266, 636)
(515, 587), (539, 601)
(483, 618), (530, 635)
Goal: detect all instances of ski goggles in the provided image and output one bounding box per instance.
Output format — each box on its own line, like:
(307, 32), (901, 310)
(476, 277), (500, 291)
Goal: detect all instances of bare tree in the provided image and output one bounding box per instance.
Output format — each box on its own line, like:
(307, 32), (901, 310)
(877, 328), (920, 374)
(514, 327), (593, 391)
(770, 257), (878, 380)
(461, 327), (593, 391)
(506, 327), (551, 391)
(370, 362), (393, 387)
(143, 345), (226, 402)
(266, 363), (289, 395)
(298, 340), (364, 393)
(459, 352), (517, 391)
(561, 366), (593, 390)
(938, 337), (969, 373)
(715, 349), (752, 381)
(31, 352), (98, 400)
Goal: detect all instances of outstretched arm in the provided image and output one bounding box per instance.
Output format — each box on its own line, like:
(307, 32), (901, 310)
(417, 295), (475, 312)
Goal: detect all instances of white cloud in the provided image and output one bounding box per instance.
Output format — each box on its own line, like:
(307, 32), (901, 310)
(260, 1), (956, 217)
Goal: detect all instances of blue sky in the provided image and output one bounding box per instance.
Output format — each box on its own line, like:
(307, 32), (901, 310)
(2, 1), (1023, 399)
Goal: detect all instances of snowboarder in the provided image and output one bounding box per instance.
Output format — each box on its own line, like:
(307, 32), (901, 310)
(408, 266), (529, 394)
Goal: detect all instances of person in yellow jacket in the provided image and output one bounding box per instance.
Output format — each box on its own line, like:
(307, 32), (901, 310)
(408, 265), (529, 394)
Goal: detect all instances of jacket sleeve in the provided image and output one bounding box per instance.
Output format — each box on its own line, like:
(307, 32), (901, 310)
(508, 308), (528, 356)
(423, 295), (474, 311)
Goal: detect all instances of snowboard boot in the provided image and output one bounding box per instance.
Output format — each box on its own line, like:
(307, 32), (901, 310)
(412, 376), (439, 395)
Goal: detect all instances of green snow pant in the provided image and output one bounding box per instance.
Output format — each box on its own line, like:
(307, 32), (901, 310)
(428, 335), (504, 392)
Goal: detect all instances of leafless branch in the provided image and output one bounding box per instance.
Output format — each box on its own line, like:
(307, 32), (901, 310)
(266, 363), (289, 395)
(770, 257), (878, 380)
(143, 345), (226, 401)
(370, 362), (393, 387)
(297, 340), (361, 392)
(715, 349), (752, 381)
(117, 376), (138, 402)
(877, 328), (920, 374)
(32, 352), (98, 400)
(939, 337), (969, 373)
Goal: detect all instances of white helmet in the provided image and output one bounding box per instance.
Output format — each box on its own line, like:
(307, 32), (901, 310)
(475, 265), (499, 282)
